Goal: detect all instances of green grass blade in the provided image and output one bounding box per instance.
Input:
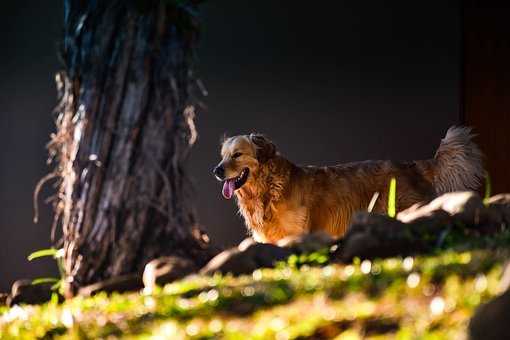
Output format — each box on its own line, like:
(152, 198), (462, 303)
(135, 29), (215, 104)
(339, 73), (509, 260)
(27, 248), (58, 261)
(31, 277), (59, 285)
(484, 172), (492, 206)
(51, 281), (62, 291)
(388, 178), (397, 218)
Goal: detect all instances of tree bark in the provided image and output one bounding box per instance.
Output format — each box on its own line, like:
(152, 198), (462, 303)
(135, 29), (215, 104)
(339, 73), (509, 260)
(49, 0), (211, 295)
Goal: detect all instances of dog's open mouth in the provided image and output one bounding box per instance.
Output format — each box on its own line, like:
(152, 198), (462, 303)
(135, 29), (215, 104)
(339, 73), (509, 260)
(222, 168), (249, 199)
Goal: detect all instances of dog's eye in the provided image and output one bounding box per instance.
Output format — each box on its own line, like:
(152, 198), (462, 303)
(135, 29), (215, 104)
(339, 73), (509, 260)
(232, 152), (242, 159)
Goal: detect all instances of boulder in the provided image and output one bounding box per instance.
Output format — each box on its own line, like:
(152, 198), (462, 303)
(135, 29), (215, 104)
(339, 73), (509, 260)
(469, 288), (510, 340)
(397, 191), (483, 225)
(334, 205), (459, 262)
(143, 256), (197, 293)
(485, 194), (510, 207)
(7, 280), (53, 306)
(277, 232), (336, 253)
(0, 293), (8, 306)
(78, 274), (143, 297)
(333, 213), (424, 262)
(200, 239), (292, 276)
(200, 247), (254, 276)
(499, 261), (510, 293)
(78, 257), (200, 297)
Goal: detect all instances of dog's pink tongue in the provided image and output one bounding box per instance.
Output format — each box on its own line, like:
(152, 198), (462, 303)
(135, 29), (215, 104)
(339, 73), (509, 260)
(222, 179), (235, 199)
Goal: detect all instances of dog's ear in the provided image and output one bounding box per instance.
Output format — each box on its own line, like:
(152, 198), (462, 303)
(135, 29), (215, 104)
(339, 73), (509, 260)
(249, 133), (276, 163)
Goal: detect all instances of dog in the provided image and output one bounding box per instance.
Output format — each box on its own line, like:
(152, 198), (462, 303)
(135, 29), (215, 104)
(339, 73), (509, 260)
(213, 127), (483, 244)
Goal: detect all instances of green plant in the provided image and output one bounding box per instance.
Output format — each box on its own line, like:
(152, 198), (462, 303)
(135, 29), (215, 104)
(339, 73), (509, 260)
(484, 172), (492, 206)
(387, 177), (397, 218)
(27, 248), (65, 294)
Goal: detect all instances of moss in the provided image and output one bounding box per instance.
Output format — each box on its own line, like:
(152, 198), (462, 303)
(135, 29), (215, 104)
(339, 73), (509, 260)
(1, 235), (509, 339)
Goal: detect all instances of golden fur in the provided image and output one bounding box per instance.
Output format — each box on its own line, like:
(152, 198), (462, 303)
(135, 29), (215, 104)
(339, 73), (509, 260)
(214, 127), (483, 244)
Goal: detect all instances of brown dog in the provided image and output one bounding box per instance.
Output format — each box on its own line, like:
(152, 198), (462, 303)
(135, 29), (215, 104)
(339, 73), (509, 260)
(213, 127), (483, 244)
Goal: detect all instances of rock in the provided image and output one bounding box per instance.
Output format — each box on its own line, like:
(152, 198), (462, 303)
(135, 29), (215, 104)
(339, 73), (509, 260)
(485, 194), (510, 207)
(143, 256), (197, 293)
(334, 232), (381, 263)
(480, 195), (510, 232)
(401, 209), (453, 241)
(498, 261), (510, 295)
(200, 240), (292, 276)
(200, 248), (252, 276)
(469, 288), (510, 340)
(333, 209), (456, 263)
(79, 256), (201, 297)
(7, 280), (53, 306)
(475, 205), (510, 234)
(398, 191), (483, 224)
(277, 232), (336, 253)
(348, 212), (406, 234)
(397, 191), (510, 235)
(78, 274), (143, 297)
(0, 293), (8, 306)
(238, 237), (257, 251)
(334, 213), (423, 262)
(436, 191), (484, 216)
(244, 242), (293, 266)
(330, 191), (510, 264)
(397, 202), (436, 223)
(432, 191), (482, 215)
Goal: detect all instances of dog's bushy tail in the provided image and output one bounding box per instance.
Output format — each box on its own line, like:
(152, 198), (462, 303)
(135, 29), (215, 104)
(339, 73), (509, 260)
(433, 126), (484, 194)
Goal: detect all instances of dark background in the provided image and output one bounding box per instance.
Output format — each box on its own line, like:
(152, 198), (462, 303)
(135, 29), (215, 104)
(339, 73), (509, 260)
(0, 1), (461, 291)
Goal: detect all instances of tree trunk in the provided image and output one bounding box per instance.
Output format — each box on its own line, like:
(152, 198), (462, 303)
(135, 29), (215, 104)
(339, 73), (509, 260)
(49, 0), (211, 295)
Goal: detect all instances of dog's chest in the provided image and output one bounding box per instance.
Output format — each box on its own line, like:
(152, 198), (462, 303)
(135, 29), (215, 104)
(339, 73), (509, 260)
(237, 200), (265, 231)
(238, 199), (309, 243)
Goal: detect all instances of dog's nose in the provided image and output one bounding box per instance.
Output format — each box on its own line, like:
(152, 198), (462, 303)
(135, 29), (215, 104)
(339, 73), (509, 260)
(213, 165), (225, 179)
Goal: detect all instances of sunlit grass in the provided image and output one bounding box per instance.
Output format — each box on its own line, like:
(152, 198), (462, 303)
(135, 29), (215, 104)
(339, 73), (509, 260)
(2, 190), (509, 339)
(1, 243), (508, 339)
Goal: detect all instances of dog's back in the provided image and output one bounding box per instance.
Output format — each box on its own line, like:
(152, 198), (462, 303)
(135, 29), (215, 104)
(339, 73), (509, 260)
(303, 126), (484, 237)
(301, 159), (437, 236)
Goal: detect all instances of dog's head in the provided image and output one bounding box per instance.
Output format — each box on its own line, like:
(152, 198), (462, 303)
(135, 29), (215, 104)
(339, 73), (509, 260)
(213, 133), (276, 199)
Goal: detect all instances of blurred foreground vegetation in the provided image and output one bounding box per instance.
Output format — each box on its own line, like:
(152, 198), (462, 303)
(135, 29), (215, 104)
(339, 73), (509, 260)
(1, 230), (509, 339)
